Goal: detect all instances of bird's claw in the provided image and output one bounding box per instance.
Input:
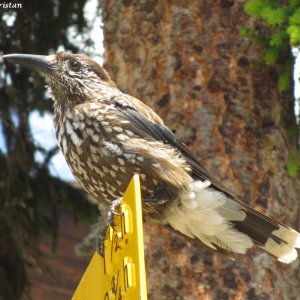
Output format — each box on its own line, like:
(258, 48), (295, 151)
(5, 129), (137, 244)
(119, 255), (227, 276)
(96, 198), (123, 256)
(107, 197), (122, 226)
(96, 225), (109, 257)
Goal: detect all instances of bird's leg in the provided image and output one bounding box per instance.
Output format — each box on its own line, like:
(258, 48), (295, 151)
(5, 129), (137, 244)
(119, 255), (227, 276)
(96, 225), (109, 256)
(107, 197), (122, 226)
(96, 197), (123, 256)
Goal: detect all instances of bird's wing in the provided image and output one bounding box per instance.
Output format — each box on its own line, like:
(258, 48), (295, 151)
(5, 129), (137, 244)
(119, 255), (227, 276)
(112, 96), (236, 198)
(113, 96), (300, 264)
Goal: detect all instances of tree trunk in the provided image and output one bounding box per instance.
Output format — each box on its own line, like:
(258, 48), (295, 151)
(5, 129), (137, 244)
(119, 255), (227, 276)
(101, 1), (300, 299)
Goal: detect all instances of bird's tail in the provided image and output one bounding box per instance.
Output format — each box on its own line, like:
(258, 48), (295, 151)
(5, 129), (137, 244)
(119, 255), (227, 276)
(163, 180), (300, 263)
(232, 206), (300, 263)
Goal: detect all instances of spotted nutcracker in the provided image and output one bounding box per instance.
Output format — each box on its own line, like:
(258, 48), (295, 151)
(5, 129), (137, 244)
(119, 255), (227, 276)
(3, 52), (300, 263)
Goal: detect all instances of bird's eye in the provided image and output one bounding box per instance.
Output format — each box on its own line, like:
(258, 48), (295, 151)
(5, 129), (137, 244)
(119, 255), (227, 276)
(69, 60), (81, 71)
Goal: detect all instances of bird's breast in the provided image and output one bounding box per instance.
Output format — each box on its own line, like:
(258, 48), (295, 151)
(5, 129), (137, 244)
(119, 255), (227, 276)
(53, 109), (156, 205)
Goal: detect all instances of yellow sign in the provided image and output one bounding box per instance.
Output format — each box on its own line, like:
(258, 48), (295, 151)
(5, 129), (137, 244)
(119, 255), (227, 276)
(72, 175), (147, 300)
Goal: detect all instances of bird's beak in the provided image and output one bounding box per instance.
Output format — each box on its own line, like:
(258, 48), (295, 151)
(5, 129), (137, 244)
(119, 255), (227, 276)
(2, 54), (55, 75)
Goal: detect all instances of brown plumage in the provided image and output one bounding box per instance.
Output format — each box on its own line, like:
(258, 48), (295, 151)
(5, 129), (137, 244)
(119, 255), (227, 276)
(3, 52), (300, 263)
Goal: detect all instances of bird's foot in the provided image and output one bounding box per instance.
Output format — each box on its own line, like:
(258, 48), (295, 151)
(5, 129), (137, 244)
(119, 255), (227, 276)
(96, 225), (109, 256)
(96, 198), (123, 256)
(107, 197), (123, 226)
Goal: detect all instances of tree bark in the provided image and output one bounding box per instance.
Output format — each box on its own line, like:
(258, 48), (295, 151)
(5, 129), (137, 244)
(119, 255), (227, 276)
(101, 1), (300, 299)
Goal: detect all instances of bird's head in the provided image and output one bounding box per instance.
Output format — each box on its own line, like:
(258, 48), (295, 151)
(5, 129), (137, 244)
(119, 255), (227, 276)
(3, 52), (116, 102)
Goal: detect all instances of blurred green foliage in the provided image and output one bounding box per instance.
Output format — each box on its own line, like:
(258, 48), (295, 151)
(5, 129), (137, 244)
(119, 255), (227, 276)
(244, 0), (300, 177)
(243, 0), (300, 92)
(287, 123), (300, 176)
(287, 150), (300, 176)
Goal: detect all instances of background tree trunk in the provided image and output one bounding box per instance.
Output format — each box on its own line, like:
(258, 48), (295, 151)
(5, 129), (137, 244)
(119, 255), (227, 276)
(101, 1), (300, 299)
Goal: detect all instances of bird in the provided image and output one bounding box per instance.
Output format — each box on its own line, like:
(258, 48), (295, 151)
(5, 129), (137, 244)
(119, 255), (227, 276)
(3, 52), (300, 263)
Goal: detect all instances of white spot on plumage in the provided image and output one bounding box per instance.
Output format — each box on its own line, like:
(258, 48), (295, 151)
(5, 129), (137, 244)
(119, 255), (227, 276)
(91, 134), (99, 143)
(86, 128), (94, 136)
(125, 130), (134, 136)
(78, 122), (85, 130)
(94, 166), (105, 177)
(117, 158), (125, 166)
(103, 141), (123, 156)
(101, 192), (108, 200)
(117, 134), (128, 141)
(88, 185), (96, 192)
(90, 145), (98, 154)
(65, 120), (73, 134)
(65, 110), (73, 119)
(91, 110), (101, 119)
(137, 156), (144, 162)
(69, 149), (76, 159)
(106, 114), (116, 120)
(91, 154), (99, 162)
(82, 107), (90, 115)
(153, 179), (158, 185)
(86, 159), (94, 170)
(113, 126), (123, 132)
(74, 109), (84, 121)
(110, 170), (116, 177)
(190, 180), (211, 191)
(72, 121), (79, 129)
(107, 190), (117, 197)
(65, 120), (83, 146)
(105, 181), (116, 196)
(104, 127), (112, 133)
(81, 169), (89, 180)
(70, 133), (83, 146)
(68, 155), (75, 165)
(76, 146), (83, 155)
(124, 153), (132, 160)
(99, 147), (109, 157)
(89, 103), (99, 109)
(61, 137), (67, 154)
(111, 165), (119, 171)
(97, 184), (105, 192)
